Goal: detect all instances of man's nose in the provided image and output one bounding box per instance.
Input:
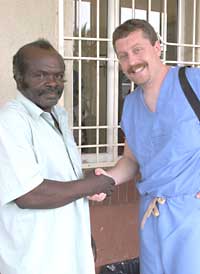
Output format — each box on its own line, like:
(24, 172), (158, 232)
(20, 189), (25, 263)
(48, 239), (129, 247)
(128, 53), (137, 66)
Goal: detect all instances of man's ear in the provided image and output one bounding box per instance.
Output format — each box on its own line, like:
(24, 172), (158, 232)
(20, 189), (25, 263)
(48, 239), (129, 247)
(14, 75), (25, 91)
(154, 40), (162, 57)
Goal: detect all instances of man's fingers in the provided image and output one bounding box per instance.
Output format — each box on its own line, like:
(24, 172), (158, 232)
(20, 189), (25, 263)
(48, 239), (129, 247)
(95, 168), (106, 176)
(196, 192), (200, 199)
(87, 193), (107, 201)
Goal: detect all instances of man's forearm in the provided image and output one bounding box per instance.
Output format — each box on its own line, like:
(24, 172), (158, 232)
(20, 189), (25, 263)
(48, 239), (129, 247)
(15, 174), (115, 209)
(107, 156), (139, 185)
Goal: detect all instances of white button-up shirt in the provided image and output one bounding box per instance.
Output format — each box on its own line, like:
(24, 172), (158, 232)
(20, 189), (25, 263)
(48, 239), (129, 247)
(0, 93), (95, 274)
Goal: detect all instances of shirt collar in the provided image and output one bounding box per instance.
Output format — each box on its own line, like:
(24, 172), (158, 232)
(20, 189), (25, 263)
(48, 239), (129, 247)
(16, 91), (57, 120)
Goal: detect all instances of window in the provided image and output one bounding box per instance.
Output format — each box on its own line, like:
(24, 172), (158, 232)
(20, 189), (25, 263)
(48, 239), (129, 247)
(58, 0), (200, 169)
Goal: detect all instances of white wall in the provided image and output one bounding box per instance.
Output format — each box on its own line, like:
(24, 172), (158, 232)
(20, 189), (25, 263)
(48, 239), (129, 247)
(0, 0), (59, 105)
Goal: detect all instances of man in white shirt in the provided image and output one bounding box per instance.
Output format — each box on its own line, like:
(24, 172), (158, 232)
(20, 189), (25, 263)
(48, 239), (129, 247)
(0, 39), (115, 274)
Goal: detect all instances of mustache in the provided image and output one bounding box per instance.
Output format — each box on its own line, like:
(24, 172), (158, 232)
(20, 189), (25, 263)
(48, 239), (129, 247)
(127, 63), (147, 74)
(39, 87), (63, 96)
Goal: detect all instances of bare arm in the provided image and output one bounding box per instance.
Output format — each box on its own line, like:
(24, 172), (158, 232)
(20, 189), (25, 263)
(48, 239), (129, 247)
(15, 172), (115, 209)
(95, 140), (139, 185)
(108, 140), (139, 185)
(88, 141), (139, 202)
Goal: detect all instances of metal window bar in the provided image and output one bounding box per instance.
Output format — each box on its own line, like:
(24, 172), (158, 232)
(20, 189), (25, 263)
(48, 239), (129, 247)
(192, 0), (197, 63)
(161, 0), (167, 62)
(77, 0), (82, 150)
(96, 0), (100, 163)
(131, 0), (135, 18)
(58, 0), (64, 107)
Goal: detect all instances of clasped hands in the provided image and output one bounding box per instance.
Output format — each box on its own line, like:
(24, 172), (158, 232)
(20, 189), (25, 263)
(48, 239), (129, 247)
(87, 168), (113, 202)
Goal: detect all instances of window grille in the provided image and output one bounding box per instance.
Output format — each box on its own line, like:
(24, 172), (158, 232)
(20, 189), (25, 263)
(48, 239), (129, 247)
(58, 0), (200, 169)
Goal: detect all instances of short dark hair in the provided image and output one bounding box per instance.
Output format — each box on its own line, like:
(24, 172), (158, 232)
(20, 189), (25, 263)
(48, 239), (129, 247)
(112, 19), (158, 51)
(13, 39), (59, 81)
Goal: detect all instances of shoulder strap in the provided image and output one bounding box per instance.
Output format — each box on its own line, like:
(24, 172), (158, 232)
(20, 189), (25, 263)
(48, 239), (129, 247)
(178, 66), (200, 121)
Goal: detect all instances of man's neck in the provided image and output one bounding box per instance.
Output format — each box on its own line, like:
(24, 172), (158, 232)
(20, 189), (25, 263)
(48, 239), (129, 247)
(142, 65), (170, 112)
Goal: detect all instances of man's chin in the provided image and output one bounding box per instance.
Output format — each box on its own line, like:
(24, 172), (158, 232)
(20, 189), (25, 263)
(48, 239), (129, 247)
(38, 99), (60, 112)
(47, 98), (60, 107)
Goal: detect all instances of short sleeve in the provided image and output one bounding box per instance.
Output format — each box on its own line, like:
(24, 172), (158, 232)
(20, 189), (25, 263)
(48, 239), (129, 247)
(0, 109), (43, 205)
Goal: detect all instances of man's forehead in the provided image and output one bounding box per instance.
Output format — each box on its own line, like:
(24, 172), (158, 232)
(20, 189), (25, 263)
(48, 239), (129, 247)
(23, 47), (65, 70)
(119, 30), (146, 42)
(23, 46), (58, 59)
(115, 31), (152, 50)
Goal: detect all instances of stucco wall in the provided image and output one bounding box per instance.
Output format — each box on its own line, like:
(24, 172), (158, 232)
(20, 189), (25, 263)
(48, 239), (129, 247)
(0, 0), (59, 105)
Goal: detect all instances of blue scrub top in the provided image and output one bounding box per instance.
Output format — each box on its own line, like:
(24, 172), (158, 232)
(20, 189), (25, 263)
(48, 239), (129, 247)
(121, 66), (200, 198)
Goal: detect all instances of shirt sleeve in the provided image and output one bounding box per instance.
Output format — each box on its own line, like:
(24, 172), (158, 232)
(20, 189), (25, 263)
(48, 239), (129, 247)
(0, 109), (43, 206)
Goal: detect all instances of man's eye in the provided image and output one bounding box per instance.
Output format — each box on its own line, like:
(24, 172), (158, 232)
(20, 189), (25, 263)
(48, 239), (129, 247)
(34, 73), (43, 78)
(55, 74), (66, 82)
(133, 47), (142, 54)
(118, 54), (128, 61)
(55, 74), (64, 80)
(32, 72), (46, 80)
(31, 72), (66, 83)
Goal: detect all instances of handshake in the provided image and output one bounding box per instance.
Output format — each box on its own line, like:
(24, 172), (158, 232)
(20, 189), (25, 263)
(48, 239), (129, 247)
(86, 168), (115, 202)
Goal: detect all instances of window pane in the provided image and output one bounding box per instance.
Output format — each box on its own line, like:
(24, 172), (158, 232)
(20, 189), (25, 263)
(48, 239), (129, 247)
(73, 0), (91, 36)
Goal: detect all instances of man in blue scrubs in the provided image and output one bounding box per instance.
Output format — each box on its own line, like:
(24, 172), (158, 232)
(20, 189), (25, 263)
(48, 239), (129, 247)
(96, 19), (200, 274)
